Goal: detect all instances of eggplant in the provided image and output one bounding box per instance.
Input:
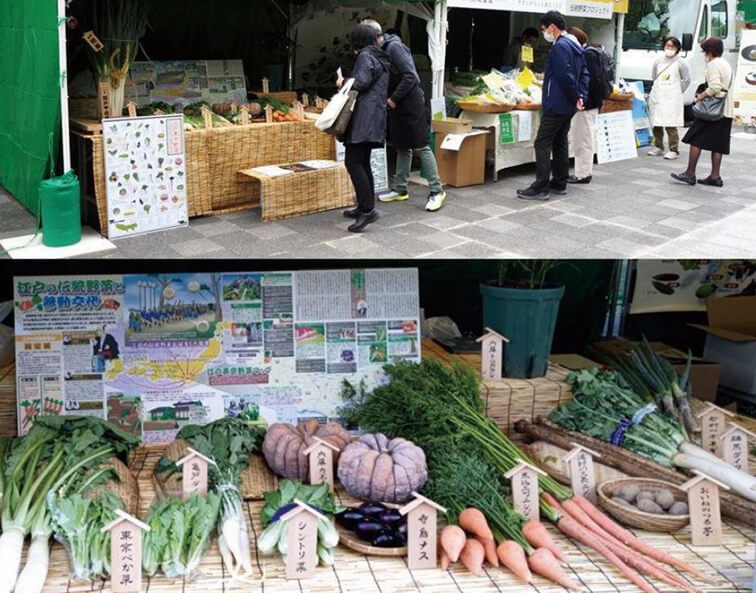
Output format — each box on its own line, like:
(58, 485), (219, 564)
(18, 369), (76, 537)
(372, 532), (404, 548)
(335, 509), (366, 530)
(359, 502), (387, 517)
(354, 520), (387, 541)
(396, 522), (408, 539)
(270, 502), (298, 523)
(378, 510), (403, 526)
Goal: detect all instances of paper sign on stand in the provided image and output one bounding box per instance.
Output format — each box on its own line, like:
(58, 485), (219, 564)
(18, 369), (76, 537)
(280, 500), (328, 579)
(679, 471), (729, 546)
(596, 110), (638, 164)
(399, 492), (447, 570)
(521, 45), (534, 64)
(176, 447), (215, 499)
(516, 67), (535, 91)
(516, 111), (532, 142)
(476, 327), (509, 380)
(504, 461), (546, 522)
(482, 72), (506, 91)
(430, 97), (447, 121)
(304, 437), (339, 492)
(102, 510), (150, 593)
(720, 422), (756, 472)
(262, 77), (270, 94)
(499, 114), (515, 144)
(563, 443), (601, 503)
(126, 101), (137, 118)
(696, 403), (734, 457)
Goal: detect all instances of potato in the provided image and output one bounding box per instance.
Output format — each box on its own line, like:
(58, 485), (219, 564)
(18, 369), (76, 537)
(636, 490), (655, 502)
(654, 489), (675, 510)
(612, 496), (633, 507)
(636, 498), (664, 514)
(617, 484), (640, 502)
(668, 501), (689, 515)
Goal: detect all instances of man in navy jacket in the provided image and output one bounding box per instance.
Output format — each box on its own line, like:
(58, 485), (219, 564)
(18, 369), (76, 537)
(517, 11), (589, 200)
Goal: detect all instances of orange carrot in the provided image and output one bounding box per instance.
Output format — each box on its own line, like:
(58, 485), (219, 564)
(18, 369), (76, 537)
(477, 536), (499, 567)
(440, 547), (451, 570)
(458, 508), (494, 541)
(440, 525), (466, 563)
(572, 496), (716, 584)
(496, 540), (532, 583)
(555, 514), (660, 593)
(528, 548), (580, 591)
(459, 538), (486, 576)
(521, 519), (567, 563)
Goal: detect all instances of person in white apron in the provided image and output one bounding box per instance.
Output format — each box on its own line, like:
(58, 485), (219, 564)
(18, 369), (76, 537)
(648, 37), (690, 159)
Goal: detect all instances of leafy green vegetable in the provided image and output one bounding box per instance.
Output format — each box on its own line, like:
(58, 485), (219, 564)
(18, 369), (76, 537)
(260, 479), (343, 526)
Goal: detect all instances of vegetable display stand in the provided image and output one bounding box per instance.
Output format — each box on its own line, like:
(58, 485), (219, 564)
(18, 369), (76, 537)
(480, 283), (565, 379)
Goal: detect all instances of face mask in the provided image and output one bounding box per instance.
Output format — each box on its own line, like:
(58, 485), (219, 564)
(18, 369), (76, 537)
(664, 48), (676, 58)
(543, 30), (555, 43)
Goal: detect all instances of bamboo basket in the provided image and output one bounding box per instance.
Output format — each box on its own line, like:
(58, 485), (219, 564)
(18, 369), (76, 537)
(458, 102), (515, 113)
(598, 478), (690, 532)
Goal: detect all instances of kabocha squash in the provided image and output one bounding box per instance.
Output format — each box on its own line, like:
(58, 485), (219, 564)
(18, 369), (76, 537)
(337, 433), (427, 503)
(262, 420), (351, 481)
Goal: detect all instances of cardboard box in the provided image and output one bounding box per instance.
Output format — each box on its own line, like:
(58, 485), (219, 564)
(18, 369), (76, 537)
(690, 296), (756, 395)
(432, 119), (487, 187)
(592, 338), (722, 402)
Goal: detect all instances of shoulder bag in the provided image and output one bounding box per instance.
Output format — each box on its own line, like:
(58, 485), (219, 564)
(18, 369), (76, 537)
(692, 65), (732, 122)
(315, 78), (358, 137)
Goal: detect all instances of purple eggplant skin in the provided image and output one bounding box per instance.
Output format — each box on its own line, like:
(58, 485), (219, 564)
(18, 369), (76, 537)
(359, 502), (387, 517)
(336, 509), (366, 530)
(396, 522), (408, 539)
(354, 520), (387, 541)
(270, 503), (298, 523)
(378, 510), (403, 526)
(371, 532), (404, 548)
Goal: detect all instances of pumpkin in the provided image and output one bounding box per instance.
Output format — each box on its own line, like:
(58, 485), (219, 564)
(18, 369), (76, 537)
(262, 420), (351, 481)
(337, 433), (427, 503)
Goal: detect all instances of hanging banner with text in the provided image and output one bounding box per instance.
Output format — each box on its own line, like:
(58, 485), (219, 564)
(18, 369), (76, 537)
(447, 0), (612, 18)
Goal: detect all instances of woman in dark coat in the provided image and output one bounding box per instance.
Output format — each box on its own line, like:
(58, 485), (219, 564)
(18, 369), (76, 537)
(340, 24), (390, 232)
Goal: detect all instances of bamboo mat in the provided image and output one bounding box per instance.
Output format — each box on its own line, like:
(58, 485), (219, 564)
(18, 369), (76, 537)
(37, 446), (754, 593)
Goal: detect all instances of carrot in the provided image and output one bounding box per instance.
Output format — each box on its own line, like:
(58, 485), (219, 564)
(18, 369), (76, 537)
(572, 496), (716, 584)
(440, 547), (451, 570)
(477, 536), (499, 567)
(459, 538), (485, 576)
(440, 525), (466, 563)
(555, 514), (661, 593)
(458, 508), (494, 541)
(496, 540), (532, 583)
(522, 519), (567, 563)
(528, 548), (580, 591)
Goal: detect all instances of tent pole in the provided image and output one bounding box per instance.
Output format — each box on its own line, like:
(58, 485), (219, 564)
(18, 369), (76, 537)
(614, 12), (625, 84)
(58, 0), (71, 172)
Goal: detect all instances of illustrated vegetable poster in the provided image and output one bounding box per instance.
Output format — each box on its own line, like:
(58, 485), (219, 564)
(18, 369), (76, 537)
(102, 114), (188, 239)
(13, 269), (421, 443)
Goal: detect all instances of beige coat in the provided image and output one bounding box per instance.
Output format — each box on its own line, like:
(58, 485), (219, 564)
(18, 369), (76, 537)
(702, 57), (734, 119)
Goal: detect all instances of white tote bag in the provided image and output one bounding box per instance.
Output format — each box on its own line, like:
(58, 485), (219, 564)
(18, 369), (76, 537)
(315, 78), (356, 135)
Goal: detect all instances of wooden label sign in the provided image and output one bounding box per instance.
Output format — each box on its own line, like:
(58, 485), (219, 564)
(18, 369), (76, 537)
(302, 93), (310, 107)
(680, 471), (729, 546)
(697, 404), (733, 457)
(504, 461), (546, 522)
(280, 500), (326, 580)
(176, 448), (213, 499)
(264, 105), (273, 124)
(239, 105), (251, 125)
(304, 437), (339, 493)
(720, 423), (756, 472)
(230, 102), (239, 114)
(293, 101), (305, 121)
(98, 80), (111, 119)
(102, 511), (150, 593)
(400, 493), (447, 570)
(201, 105), (213, 129)
(83, 30), (104, 52)
(262, 77), (270, 94)
(564, 444), (600, 504)
(476, 328), (508, 381)
(126, 101), (137, 118)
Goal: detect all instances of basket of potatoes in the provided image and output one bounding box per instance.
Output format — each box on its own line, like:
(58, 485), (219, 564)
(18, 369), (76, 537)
(597, 478), (689, 532)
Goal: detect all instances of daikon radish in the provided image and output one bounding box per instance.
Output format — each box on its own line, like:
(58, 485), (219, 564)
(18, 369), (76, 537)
(14, 535), (49, 593)
(0, 526), (25, 593)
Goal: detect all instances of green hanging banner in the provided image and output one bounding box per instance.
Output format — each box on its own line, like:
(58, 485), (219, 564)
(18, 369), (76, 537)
(499, 114), (515, 145)
(40, 171), (81, 247)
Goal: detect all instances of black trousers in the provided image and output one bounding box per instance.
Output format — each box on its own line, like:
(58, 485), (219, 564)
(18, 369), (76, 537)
(532, 110), (573, 192)
(344, 143), (375, 213)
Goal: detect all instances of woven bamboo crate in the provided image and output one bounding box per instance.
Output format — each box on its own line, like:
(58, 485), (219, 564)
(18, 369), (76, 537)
(0, 363), (15, 437)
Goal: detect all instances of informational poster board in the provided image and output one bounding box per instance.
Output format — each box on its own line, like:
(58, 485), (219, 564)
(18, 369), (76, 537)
(13, 269), (421, 442)
(596, 110), (638, 164)
(103, 115), (189, 239)
(630, 260), (756, 314)
(126, 60), (248, 107)
(335, 140), (389, 193)
(733, 31), (756, 124)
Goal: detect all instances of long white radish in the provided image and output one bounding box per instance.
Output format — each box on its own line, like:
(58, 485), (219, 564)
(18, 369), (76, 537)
(237, 509), (253, 575)
(678, 442), (732, 464)
(673, 453), (756, 501)
(0, 526), (26, 593)
(218, 533), (238, 577)
(14, 535), (49, 593)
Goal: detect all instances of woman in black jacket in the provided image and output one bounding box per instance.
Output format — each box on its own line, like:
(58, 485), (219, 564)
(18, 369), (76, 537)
(340, 25), (390, 232)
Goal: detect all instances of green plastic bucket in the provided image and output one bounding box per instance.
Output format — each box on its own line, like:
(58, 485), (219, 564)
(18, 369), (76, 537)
(480, 283), (565, 378)
(41, 170), (81, 247)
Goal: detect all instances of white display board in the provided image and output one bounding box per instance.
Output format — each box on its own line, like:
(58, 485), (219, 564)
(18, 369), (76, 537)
(13, 269), (421, 442)
(335, 140), (389, 193)
(103, 115), (189, 239)
(733, 31), (756, 122)
(596, 110), (638, 164)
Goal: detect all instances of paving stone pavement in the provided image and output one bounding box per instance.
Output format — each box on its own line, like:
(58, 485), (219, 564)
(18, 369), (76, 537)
(1, 135), (755, 259)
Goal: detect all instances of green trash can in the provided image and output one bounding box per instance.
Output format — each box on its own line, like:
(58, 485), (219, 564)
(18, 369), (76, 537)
(41, 170), (81, 247)
(480, 283), (565, 378)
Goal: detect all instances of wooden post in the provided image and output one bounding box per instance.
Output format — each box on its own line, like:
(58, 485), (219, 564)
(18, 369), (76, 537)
(262, 77), (270, 94)
(476, 327), (508, 380)
(303, 437), (340, 493)
(679, 471), (729, 546)
(399, 492), (447, 570)
(176, 447), (215, 499)
(97, 80), (111, 119)
(201, 105), (213, 129)
(126, 101), (137, 118)
(563, 444), (601, 504)
(280, 500), (328, 580)
(230, 102), (239, 114)
(720, 422), (756, 472)
(101, 510), (150, 593)
(696, 404), (735, 457)
(504, 461), (546, 522)
(264, 105), (273, 124)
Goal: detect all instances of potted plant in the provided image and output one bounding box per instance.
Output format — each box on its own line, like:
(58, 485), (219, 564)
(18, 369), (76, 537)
(480, 261), (569, 379)
(87, 0), (153, 118)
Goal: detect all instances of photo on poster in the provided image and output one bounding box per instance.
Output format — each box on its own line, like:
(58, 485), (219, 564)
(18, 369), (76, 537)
(223, 273), (262, 302)
(295, 323), (326, 373)
(326, 322), (357, 374)
(125, 273), (223, 346)
(140, 385), (225, 444)
(106, 394), (143, 437)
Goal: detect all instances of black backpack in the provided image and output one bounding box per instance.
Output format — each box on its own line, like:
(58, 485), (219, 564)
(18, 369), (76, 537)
(587, 45), (615, 100)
